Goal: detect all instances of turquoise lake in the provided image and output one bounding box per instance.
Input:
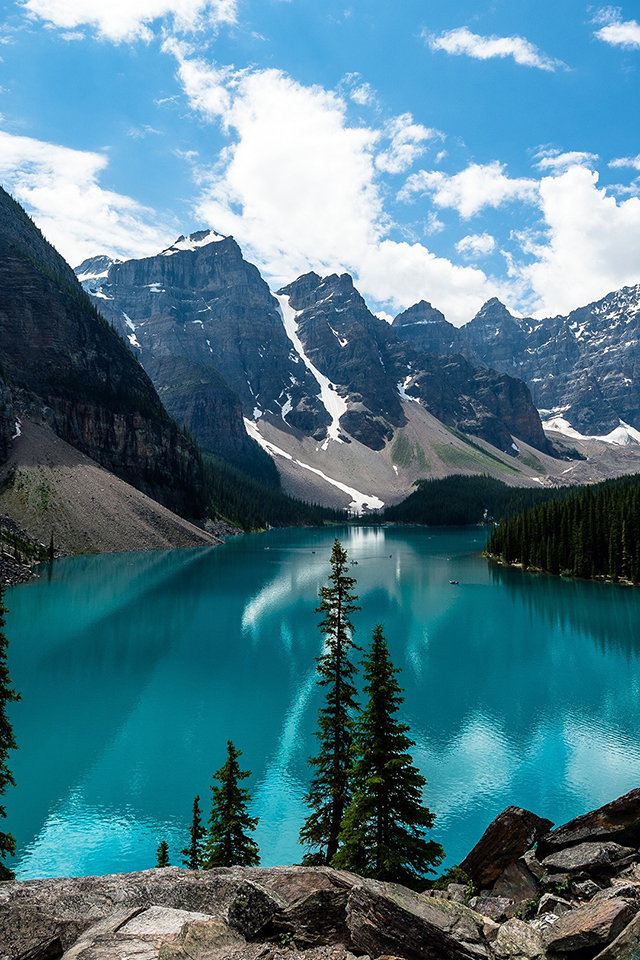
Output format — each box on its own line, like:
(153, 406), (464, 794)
(5, 524), (640, 880)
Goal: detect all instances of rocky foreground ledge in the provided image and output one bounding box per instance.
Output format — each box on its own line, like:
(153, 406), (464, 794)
(5, 789), (640, 960)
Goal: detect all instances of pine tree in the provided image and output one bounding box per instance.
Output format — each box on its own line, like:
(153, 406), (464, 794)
(300, 538), (361, 865)
(0, 584), (19, 880)
(181, 794), (206, 869)
(156, 839), (170, 867)
(333, 624), (444, 889)
(203, 741), (260, 868)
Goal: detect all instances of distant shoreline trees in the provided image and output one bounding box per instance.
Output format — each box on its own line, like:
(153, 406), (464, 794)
(486, 477), (640, 583)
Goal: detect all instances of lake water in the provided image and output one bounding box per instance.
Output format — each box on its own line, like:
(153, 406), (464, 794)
(5, 524), (640, 880)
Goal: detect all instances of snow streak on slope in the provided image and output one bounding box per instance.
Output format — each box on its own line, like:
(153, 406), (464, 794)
(274, 293), (347, 450)
(245, 419), (383, 513)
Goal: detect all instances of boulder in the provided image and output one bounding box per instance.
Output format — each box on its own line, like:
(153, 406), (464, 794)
(0, 868), (282, 957)
(537, 893), (572, 917)
(591, 910), (640, 960)
(346, 878), (490, 959)
(573, 879), (602, 900)
(460, 808), (553, 889)
(491, 918), (545, 959)
(542, 897), (636, 954)
(537, 788), (640, 858)
(14, 942), (63, 960)
(61, 908), (231, 960)
(493, 862), (540, 905)
(541, 842), (636, 876)
(521, 851), (546, 882)
(592, 883), (640, 904)
(468, 897), (515, 921)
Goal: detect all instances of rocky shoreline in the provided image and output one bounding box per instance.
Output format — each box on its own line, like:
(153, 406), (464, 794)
(4, 789), (640, 960)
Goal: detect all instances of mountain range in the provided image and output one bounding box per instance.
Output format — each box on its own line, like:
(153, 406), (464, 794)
(4, 179), (640, 534)
(74, 228), (640, 510)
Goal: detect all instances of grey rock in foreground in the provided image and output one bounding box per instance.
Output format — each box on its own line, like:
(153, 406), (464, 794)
(6, 790), (640, 960)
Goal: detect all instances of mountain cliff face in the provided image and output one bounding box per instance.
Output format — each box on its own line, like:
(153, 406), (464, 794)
(278, 272), (407, 449)
(395, 287), (640, 437)
(0, 187), (206, 518)
(79, 232), (329, 450)
(0, 370), (14, 464)
(278, 272), (550, 455)
(80, 239), (551, 459)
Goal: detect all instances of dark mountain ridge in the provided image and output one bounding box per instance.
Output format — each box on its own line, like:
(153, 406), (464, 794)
(0, 186), (207, 518)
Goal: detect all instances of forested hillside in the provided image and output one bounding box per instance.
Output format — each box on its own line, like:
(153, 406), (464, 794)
(486, 474), (640, 582)
(382, 475), (571, 526)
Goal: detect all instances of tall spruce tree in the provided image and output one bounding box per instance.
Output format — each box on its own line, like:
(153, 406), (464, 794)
(0, 584), (19, 880)
(300, 538), (361, 865)
(333, 625), (444, 888)
(182, 794), (206, 869)
(203, 741), (260, 868)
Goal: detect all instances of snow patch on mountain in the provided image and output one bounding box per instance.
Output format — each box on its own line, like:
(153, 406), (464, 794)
(160, 230), (226, 256)
(544, 415), (640, 445)
(274, 293), (348, 450)
(245, 419), (383, 513)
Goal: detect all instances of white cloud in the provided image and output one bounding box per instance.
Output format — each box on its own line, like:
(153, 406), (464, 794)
(426, 26), (566, 71)
(22, 0), (237, 42)
(0, 130), (172, 264)
(593, 7), (640, 49)
(610, 154), (640, 170)
(399, 161), (538, 217)
(350, 83), (376, 106)
(166, 49), (494, 324)
(375, 113), (441, 175)
(188, 68), (383, 280)
(517, 166), (640, 315)
(425, 211), (445, 234)
(163, 38), (233, 117)
(357, 241), (493, 322)
(456, 232), (496, 258)
(534, 149), (599, 172)
(166, 48), (640, 324)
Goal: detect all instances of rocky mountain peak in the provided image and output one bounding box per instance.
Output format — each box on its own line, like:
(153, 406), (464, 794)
(159, 229), (228, 257)
(471, 297), (516, 326)
(393, 300), (447, 327)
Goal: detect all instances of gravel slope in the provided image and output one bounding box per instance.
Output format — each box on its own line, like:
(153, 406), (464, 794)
(0, 420), (221, 555)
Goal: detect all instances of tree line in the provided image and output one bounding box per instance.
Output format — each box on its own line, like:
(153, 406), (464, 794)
(486, 474), (640, 582)
(154, 539), (443, 888)
(381, 474), (574, 526)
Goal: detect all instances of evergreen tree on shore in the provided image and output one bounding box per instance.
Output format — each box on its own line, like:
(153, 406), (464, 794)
(0, 584), (19, 880)
(156, 840), (170, 867)
(182, 794), (206, 870)
(333, 625), (443, 888)
(300, 539), (361, 865)
(203, 741), (260, 868)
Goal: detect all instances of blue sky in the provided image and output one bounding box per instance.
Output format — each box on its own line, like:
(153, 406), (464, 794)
(1, 0), (640, 323)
